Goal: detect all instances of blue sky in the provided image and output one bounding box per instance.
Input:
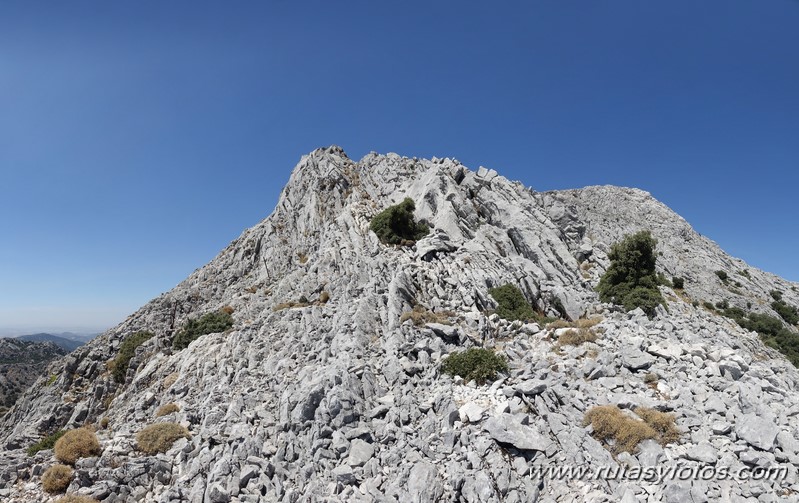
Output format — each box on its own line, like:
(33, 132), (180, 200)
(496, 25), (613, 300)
(1, 1), (797, 333)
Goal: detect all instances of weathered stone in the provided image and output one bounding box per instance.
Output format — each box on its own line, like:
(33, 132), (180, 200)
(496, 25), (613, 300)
(484, 414), (551, 451)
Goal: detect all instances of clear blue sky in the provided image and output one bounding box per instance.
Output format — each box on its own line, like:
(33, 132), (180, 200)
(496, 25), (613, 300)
(1, 1), (797, 333)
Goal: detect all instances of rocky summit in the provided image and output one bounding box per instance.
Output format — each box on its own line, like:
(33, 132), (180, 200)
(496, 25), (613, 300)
(2, 146), (799, 502)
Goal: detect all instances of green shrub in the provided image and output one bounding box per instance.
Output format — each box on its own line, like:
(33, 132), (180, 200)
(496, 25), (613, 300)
(772, 300), (799, 325)
(715, 270), (728, 282)
(27, 430), (66, 456)
(173, 310), (234, 350)
(111, 331), (153, 384)
(596, 231), (665, 317)
(441, 348), (508, 384)
(369, 197), (429, 245)
(136, 423), (191, 454)
(489, 284), (535, 321)
(770, 290), (783, 301)
(717, 308), (799, 367)
(671, 277), (685, 290)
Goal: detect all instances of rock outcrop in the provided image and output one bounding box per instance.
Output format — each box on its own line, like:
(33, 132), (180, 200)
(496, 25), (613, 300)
(1, 146), (798, 502)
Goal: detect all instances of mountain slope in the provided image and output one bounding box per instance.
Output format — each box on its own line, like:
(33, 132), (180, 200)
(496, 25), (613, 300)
(1, 146), (798, 502)
(0, 339), (66, 416)
(16, 333), (85, 352)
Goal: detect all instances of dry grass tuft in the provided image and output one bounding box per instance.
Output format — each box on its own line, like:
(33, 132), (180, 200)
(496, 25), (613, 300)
(54, 428), (101, 465)
(155, 403), (180, 417)
(635, 407), (680, 445)
(319, 291), (330, 304)
(221, 305), (235, 315)
(558, 328), (599, 346)
(136, 423), (191, 454)
(55, 496), (98, 503)
(42, 464), (73, 494)
(399, 305), (455, 327)
(163, 372), (179, 389)
(584, 405), (657, 454)
(297, 252), (308, 264)
(584, 405), (680, 454)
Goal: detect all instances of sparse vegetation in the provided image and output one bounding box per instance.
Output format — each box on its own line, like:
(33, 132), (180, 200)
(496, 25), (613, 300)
(596, 231), (665, 318)
(716, 307), (799, 366)
(489, 284), (535, 321)
(136, 423), (191, 454)
(643, 372), (659, 384)
(273, 299), (312, 311)
(99, 417), (109, 429)
(400, 305), (454, 326)
(772, 300), (799, 325)
(715, 270), (728, 282)
(369, 197), (429, 245)
(55, 495), (98, 503)
(583, 405), (679, 454)
(172, 310), (234, 349)
(441, 348), (508, 384)
(319, 291), (330, 304)
(552, 318), (603, 346)
(162, 372), (179, 389)
(27, 430), (66, 456)
(557, 328), (598, 346)
(54, 428), (101, 465)
(155, 403), (180, 417)
(47, 374), (59, 386)
(42, 464), (73, 494)
(110, 331), (153, 384)
(671, 277), (684, 290)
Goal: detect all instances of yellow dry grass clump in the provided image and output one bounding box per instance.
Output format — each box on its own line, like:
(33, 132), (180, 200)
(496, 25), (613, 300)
(155, 403), (180, 417)
(42, 464), (73, 494)
(557, 328), (598, 346)
(584, 405), (679, 454)
(136, 423), (191, 454)
(399, 305), (455, 327)
(55, 496), (99, 503)
(54, 428), (101, 465)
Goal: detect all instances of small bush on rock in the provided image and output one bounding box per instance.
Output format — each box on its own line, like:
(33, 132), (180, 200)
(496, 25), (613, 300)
(596, 231), (665, 318)
(369, 197), (429, 245)
(42, 464), (73, 494)
(136, 423), (191, 454)
(584, 405), (657, 454)
(671, 277), (684, 290)
(489, 284), (535, 321)
(173, 310), (234, 349)
(584, 405), (678, 454)
(557, 328), (598, 346)
(441, 348), (508, 384)
(54, 428), (101, 465)
(400, 305), (454, 326)
(155, 403), (180, 417)
(27, 430), (66, 456)
(715, 270), (728, 282)
(110, 331), (153, 384)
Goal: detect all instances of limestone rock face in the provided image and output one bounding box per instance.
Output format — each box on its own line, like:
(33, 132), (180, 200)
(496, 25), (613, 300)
(1, 146), (799, 502)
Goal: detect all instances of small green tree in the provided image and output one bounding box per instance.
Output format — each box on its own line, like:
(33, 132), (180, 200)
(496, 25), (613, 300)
(111, 331), (153, 384)
(369, 198), (429, 245)
(172, 310), (234, 350)
(489, 284), (535, 321)
(672, 277), (685, 289)
(441, 348), (508, 383)
(596, 231), (665, 317)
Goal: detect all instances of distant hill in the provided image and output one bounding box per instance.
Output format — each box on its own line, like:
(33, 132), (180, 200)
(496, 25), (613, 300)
(15, 333), (86, 352)
(0, 338), (67, 415)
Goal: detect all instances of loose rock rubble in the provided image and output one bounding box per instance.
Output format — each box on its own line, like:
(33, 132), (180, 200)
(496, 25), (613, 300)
(1, 146), (798, 502)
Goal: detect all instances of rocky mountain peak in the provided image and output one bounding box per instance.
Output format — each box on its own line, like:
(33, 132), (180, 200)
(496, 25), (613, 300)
(1, 148), (798, 502)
